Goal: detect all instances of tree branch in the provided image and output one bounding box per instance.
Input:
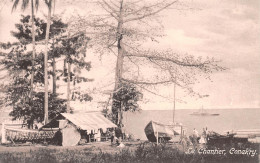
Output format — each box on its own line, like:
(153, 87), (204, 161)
(99, 0), (119, 20)
(125, 0), (178, 23)
(121, 78), (172, 85)
(126, 53), (210, 68)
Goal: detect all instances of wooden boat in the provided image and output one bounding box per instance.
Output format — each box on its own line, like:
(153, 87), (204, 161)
(144, 121), (183, 142)
(190, 106), (219, 116)
(4, 127), (57, 143)
(225, 129), (260, 143)
(207, 131), (248, 146)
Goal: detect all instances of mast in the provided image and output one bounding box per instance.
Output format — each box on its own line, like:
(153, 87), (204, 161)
(173, 68), (177, 124)
(173, 82), (176, 124)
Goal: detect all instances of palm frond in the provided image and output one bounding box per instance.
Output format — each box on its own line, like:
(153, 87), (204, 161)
(35, 0), (39, 11)
(21, 0), (30, 11)
(11, 0), (20, 12)
(44, 0), (50, 7)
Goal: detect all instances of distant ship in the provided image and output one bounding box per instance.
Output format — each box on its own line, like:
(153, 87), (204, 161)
(190, 106), (219, 116)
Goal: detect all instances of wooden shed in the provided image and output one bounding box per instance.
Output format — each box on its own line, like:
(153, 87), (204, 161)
(40, 112), (117, 146)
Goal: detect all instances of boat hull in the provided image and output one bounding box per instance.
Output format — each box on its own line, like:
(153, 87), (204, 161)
(207, 133), (248, 146)
(190, 107), (219, 116)
(144, 121), (177, 142)
(5, 127), (57, 143)
(190, 113), (219, 116)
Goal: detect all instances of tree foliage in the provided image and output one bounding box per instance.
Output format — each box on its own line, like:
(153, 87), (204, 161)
(0, 15), (93, 126)
(59, 31), (93, 104)
(111, 82), (142, 126)
(1, 42), (68, 127)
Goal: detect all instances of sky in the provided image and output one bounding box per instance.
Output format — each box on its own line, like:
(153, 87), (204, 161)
(0, 0), (259, 110)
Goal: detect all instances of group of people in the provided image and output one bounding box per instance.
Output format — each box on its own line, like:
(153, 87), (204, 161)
(79, 129), (103, 143)
(109, 128), (130, 147)
(192, 127), (209, 144)
(78, 127), (127, 146)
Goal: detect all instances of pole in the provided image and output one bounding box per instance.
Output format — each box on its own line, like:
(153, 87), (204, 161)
(154, 122), (159, 145)
(156, 130), (158, 145)
(173, 82), (176, 124)
(67, 58), (71, 112)
(173, 68), (177, 125)
(1, 121), (6, 143)
(173, 70), (177, 140)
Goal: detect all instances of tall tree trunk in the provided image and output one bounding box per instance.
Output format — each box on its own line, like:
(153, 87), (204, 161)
(118, 101), (124, 128)
(114, 1), (124, 90)
(30, 0), (36, 99)
(52, 56), (56, 94)
(113, 0), (124, 128)
(29, 0), (36, 128)
(66, 58), (71, 112)
(63, 58), (67, 77)
(44, 2), (52, 125)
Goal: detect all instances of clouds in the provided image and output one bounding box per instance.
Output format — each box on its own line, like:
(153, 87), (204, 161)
(144, 0), (260, 109)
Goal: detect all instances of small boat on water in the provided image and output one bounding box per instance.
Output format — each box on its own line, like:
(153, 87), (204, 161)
(190, 106), (219, 116)
(144, 121), (183, 142)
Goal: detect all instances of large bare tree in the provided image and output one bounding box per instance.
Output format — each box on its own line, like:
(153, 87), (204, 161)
(66, 0), (225, 127)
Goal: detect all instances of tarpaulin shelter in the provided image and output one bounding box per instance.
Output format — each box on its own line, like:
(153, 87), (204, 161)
(40, 112), (117, 146)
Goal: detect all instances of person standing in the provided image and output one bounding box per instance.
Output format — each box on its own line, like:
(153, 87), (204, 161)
(193, 128), (199, 143)
(199, 128), (206, 144)
(96, 129), (101, 142)
(205, 127), (209, 142)
(111, 129), (115, 145)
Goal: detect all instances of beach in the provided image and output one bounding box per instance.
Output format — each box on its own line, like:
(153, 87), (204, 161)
(123, 108), (260, 140)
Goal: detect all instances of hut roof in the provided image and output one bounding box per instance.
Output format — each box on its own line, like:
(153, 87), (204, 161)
(40, 112), (117, 131)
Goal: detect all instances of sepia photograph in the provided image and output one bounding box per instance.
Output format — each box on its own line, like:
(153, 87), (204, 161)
(0, 0), (259, 162)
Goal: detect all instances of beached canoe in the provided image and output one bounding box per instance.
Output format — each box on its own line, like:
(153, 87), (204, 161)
(4, 127), (57, 143)
(207, 131), (248, 145)
(144, 121), (183, 142)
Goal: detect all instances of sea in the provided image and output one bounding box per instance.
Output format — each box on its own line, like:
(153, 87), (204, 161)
(123, 108), (260, 140)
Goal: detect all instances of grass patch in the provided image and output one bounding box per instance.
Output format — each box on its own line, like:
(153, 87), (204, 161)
(0, 142), (258, 163)
(90, 142), (259, 163)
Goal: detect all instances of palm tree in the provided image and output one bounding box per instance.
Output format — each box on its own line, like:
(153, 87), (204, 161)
(12, 0), (38, 99)
(11, 0), (39, 128)
(12, 0), (55, 125)
(43, 0), (54, 124)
